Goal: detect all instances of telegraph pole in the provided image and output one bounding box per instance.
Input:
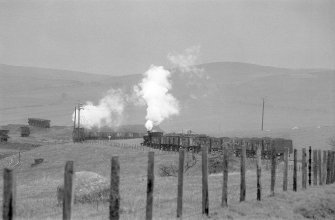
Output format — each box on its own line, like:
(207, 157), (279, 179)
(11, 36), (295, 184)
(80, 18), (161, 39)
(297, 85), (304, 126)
(73, 106), (77, 130)
(73, 106), (77, 142)
(261, 98), (265, 131)
(77, 104), (81, 130)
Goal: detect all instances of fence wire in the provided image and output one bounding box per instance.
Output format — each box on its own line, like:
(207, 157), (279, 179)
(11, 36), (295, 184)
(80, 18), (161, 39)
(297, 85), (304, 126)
(0, 140), (333, 219)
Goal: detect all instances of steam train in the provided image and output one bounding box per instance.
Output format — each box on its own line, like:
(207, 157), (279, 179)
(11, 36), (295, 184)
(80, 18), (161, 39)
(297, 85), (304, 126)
(142, 131), (293, 159)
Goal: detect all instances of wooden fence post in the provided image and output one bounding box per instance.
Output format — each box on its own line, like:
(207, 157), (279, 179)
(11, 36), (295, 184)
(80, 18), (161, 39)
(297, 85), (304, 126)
(270, 147), (276, 196)
(146, 152), (155, 220)
(63, 161), (74, 220)
(302, 148), (307, 189)
(293, 149), (297, 192)
(3, 168), (16, 220)
(209, 138), (212, 154)
(329, 151), (334, 184)
(328, 151), (334, 184)
(221, 144), (229, 207)
(177, 149), (185, 218)
(323, 151), (327, 184)
(330, 151), (333, 184)
(308, 146), (312, 185)
(283, 148), (288, 191)
(240, 142), (246, 202)
(332, 152), (335, 183)
(256, 143), (262, 200)
(332, 152), (334, 183)
(202, 145), (209, 215)
(331, 152), (333, 183)
(318, 150), (322, 185)
(326, 150), (331, 184)
(110, 157), (120, 220)
(221, 145), (229, 207)
(313, 150), (317, 185)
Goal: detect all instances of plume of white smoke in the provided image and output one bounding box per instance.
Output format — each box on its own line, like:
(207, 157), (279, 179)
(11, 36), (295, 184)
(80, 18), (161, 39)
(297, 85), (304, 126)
(72, 47), (202, 131)
(167, 45), (203, 75)
(72, 89), (125, 129)
(134, 65), (179, 130)
(168, 46), (209, 99)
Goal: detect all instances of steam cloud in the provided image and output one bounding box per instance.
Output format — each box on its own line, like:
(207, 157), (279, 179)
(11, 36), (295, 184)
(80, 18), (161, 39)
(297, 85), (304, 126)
(167, 46), (203, 74)
(134, 65), (179, 131)
(72, 89), (126, 129)
(167, 45), (209, 99)
(72, 47), (201, 131)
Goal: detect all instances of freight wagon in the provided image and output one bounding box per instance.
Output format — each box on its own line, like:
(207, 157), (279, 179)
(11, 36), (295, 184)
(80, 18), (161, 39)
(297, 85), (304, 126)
(142, 131), (293, 159)
(72, 129), (145, 142)
(20, 126), (30, 137)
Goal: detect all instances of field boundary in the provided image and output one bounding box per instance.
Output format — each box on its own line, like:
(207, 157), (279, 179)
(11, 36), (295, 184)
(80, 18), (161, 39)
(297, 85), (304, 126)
(1, 143), (335, 219)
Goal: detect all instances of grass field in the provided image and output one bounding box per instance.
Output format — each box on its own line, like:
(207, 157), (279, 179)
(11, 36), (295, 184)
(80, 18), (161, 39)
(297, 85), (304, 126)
(0, 137), (334, 220)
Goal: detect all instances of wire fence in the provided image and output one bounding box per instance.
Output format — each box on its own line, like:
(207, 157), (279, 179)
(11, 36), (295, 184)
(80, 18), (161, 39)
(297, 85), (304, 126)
(1, 141), (334, 219)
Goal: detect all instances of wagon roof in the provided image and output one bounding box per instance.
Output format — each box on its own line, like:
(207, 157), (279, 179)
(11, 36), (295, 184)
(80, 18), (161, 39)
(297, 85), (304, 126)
(28, 118), (51, 122)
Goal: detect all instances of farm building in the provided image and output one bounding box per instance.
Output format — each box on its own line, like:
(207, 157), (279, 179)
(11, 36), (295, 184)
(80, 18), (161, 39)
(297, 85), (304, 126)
(20, 126), (30, 137)
(28, 118), (51, 128)
(0, 130), (9, 142)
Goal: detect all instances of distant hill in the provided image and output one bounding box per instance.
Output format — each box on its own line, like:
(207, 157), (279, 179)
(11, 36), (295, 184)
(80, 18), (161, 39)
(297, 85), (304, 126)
(168, 62), (335, 134)
(0, 64), (142, 127)
(1, 62), (334, 136)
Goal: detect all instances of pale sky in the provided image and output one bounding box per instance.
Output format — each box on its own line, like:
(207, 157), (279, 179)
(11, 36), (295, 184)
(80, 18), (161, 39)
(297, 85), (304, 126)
(0, 0), (334, 75)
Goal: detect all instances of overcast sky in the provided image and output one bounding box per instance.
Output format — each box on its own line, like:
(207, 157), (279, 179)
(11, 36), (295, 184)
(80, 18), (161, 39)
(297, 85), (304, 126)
(0, 0), (334, 75)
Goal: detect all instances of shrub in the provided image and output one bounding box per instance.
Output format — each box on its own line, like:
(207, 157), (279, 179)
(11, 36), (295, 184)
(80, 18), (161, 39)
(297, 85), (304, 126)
(57, 171), (110, 205)
(159, 153), (197, 177)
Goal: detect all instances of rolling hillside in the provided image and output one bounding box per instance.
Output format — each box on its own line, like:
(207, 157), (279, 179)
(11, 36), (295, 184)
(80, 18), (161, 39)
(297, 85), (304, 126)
(1, 62), (334, 136)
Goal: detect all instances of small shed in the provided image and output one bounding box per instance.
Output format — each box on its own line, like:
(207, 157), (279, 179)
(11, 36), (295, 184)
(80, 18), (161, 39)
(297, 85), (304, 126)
(21, 126), (30, 137)
(0, 130), (9, 142)
(28, 118), (51, 128)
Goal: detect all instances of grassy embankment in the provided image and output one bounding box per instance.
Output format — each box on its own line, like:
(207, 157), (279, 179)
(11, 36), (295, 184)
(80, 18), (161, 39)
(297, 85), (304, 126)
(0, 139), (334, 219)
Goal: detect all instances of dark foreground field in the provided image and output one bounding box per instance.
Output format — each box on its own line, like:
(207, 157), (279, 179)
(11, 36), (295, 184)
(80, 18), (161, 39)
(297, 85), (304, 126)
(0, 138), (334, 220)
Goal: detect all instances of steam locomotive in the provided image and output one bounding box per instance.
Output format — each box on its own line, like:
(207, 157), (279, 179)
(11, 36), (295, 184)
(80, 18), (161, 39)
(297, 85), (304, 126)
(142, 131), (293, 159)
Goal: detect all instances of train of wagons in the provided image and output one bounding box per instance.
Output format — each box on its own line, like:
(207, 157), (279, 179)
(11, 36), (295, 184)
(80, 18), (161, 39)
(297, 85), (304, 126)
(72, 128), (146, 142)
(142, 131), (293, 159)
